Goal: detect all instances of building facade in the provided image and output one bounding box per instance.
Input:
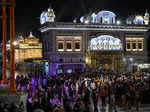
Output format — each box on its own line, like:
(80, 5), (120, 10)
(40, 7), (150, 75)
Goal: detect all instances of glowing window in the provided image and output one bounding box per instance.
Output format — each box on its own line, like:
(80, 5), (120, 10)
(57, 41), (64, 51)
(138, 43), (142, 49)
(75, 41), (80, 49)
(132, 43), (136, 49)
(66, 42), (72, 49)
(58, 42), (63, 49)
(126, 38), (144, 51)
(126, 43), (131, 49)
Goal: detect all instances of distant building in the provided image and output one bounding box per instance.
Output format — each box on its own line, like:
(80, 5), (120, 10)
(40, 6), (150, 75)
(10, 32), (42, 63)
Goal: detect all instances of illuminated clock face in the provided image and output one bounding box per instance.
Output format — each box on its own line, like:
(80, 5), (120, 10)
(40, 12), (46, 24)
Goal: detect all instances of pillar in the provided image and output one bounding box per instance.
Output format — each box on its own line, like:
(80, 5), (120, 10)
(9, 0), (16, 92)
(1, 0), (8, 84)
(113, 17), (115, 24)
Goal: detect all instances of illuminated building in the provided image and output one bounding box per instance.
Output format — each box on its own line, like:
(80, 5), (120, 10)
(40, 6), (150, 75)
(13, 32), (42, 63)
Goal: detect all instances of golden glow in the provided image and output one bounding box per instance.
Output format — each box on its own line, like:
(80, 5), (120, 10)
(86, 57), (89, 64)
(126, 38), (144, 40)
(14, 35), (42, 63)
(66, 49), (72, 51)
(75, 49), (81, 51)
(66, 41), (72, 50)
(74, 36), (81, 40)
(86, 51), (123, 71)
(58, 49), (64, 51)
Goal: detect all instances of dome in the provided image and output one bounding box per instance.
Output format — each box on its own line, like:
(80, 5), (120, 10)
(96, 11), (116, 24)
(79, 10), (116, 24)
(40, 6), (55, 24)
(126, 16), (134, 24)
(133, 15), (144, 25)
(47, 8), (55, 17)
(97, 10), (116, 17)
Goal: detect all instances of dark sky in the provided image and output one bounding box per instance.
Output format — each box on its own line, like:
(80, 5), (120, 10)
(0, 0), (150, 41)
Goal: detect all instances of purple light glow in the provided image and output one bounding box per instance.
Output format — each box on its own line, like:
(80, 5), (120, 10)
(50, 99), (61, 105)
(28, 97), (32, 103)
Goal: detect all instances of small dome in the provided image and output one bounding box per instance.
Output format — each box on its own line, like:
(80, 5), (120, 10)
(126, 16), (134, 24)
(40, 5), (55, 24)
(96, 10), (116, 24)
(133, 15), (144, 25)
(97, 10), (116, 17)
(47, 7), (55, 17)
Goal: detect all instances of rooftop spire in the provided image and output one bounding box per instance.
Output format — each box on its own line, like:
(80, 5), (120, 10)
(145, 9), (149, 16)
(29, 32), (34, 38)
(49, 3), (52, 9)
(48, 3), (53, 12)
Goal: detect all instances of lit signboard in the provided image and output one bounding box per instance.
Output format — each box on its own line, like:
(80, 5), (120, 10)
(89, 35), (122, 50)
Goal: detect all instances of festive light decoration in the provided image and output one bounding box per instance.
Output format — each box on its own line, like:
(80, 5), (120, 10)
(117, 20), (121, 24)
(40, 26), (148, 32)
(40, 7), (55, 24)
(80, 10), (116, 24)
(89, 35), (122, 50)
(97, 11), (116, 24)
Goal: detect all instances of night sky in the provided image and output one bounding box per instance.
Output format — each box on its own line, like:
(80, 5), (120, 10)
(0, 0), (150, 41)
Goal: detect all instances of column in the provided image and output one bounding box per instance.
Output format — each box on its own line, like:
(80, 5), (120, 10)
(72, 40), (74, 51)
(1, 0), (8, 84)
(52, 31), (56, 52)
(113, 17), (116, 24)
(136, 40), (138, 50)
(9, 0), (16, 92)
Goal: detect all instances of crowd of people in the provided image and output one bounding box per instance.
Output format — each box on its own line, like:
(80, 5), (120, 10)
(0, 70), (150, 112)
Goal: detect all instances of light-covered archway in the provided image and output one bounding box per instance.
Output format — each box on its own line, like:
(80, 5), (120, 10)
(89, 35), (122, 50)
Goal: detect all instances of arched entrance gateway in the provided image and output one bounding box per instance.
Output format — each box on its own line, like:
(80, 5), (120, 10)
(86, 35), (124, 71)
